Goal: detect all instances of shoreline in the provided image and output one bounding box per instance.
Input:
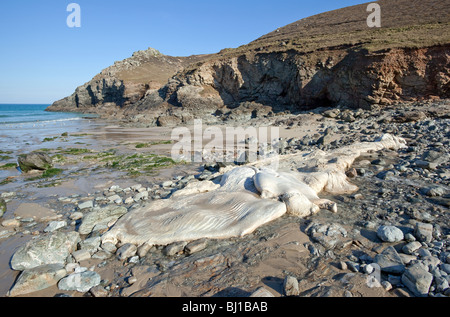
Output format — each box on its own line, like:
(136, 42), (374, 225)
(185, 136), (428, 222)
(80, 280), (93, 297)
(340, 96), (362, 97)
(0, 99), (449, 297)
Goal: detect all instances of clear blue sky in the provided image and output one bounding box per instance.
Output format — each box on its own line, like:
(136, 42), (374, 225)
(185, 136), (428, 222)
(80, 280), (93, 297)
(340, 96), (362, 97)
(0, 0), (370, 104)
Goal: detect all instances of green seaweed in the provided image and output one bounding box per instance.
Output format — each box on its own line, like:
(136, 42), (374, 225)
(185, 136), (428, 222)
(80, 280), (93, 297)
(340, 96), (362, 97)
(0, 163), (17, 170)
(41, 168), (63, 178)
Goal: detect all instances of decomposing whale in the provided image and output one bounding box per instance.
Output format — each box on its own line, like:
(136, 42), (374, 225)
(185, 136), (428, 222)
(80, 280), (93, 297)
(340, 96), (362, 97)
(101, 134), (406, 247)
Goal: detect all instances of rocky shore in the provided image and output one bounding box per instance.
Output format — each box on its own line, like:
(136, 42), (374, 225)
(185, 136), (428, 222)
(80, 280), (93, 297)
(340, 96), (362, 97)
(0, 99), (448, 297)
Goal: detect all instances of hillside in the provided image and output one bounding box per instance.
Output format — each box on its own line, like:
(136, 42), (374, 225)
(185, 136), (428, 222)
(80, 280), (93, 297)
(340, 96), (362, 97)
(47, 0), (450, 125)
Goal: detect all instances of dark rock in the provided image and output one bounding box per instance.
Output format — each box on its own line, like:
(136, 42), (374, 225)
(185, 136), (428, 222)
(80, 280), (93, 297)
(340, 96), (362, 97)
(18, 152), (53, 173)
(374, 246), (405, 274)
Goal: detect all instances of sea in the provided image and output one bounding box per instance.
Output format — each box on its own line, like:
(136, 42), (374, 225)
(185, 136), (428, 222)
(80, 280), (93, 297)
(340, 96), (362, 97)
(0, 104), (100, 174)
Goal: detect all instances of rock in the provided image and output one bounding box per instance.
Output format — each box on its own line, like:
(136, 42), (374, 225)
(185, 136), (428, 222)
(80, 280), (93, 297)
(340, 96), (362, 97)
(78, 200), (94, 211)
(124, 197), (134, 204)
(163, 241), (187, 256)
(346, 168), (358, 178)
(72, 249), (91, 262)
(323, 109), (340, 118)
(58, 270), (101, 293)
(249, 286), (275, 297)
(402, 264), (434, 297)
(78, 206), (127, 235)
(79, 236), (101, 254)
(0, 198), (6, 217)
(377, 225), (404, 243)
(90, 285), (108, 297)
(107, 194), (121, 203)
(134, 191), (149, 202)
(116, 243), (137, 260)
(374, 246), (405, 274)
(69, 212), (84, 221)
(420, 186), (446, 197)
(402, 241), (422, 255)
(137, 243), (153, 257)
(283, 276), (300, 296)
(317, 133), (333, 146)
(414, 222), (433, 243)
(18, 152), (53, 173)
(101, 242), (117, 253)
(185, 239), (208, 254)
(2, 218), (20, 228)
(10, 231), (80, 271)
(7, 264), (67, 297)
(44, 221), (67, 233)
(306, 223), (348, 249)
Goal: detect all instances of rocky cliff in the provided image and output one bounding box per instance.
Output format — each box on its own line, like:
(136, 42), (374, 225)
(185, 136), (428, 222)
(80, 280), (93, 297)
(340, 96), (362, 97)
(47, 48), (212, 119)
(47, 0), (450, 125)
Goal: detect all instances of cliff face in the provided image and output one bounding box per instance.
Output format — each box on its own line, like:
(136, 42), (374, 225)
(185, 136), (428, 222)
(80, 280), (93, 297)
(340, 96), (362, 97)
(47, 0), (450, 124)
(143, 45), (449, 120)
(47, 48), (212, 118)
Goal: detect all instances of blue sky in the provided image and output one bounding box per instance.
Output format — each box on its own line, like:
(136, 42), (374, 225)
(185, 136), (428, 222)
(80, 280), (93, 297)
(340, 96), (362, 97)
(0, 0), (370, 104)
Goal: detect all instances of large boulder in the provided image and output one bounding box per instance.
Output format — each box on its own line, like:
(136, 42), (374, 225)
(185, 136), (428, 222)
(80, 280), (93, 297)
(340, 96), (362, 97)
(8, 264), (67, 297)
(10, 231), (80, 271)
(18, 152), (53, 173)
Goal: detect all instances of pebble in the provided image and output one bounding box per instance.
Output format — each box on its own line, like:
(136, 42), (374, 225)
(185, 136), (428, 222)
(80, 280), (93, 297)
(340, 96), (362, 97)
(116, 243), (137, 261)
(72, 249), (91, 262)
(374, 246), (405, 274)
(44, 220), (67, 232)
(78, 201), (94, 210)
(185, 239), (208, 255)
(414, 222), (434, 243)
(163, 241), (187, 256)
(402, 241), (422, 255)
(283, 276), (300, 296)
(134, 191), (149, 202)
(377, 225), (404, 243)
(69, 212), (84, 220)
(2, 219), (20, 228)
(58, 270), (101, 293)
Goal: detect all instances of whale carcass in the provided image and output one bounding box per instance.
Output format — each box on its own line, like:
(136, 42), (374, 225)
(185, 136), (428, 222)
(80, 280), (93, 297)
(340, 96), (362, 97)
(101, 134), (406, 247)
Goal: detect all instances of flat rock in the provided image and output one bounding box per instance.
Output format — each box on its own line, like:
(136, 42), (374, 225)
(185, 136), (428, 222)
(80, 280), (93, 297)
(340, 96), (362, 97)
(8, 264), (67, 297)
(58, 270), (101, 293)
(78, 201), (94, 210)
(163, 241), (187, 256)
(78, 206), (127, 235)
(374, 246), (405, 274)
(402, 264), (433, 297)
(10, 231), (80, 271)
(185, 239), (208, 254)
(414, 222), (433, 243)
(402, 241), (422, 255)
(116, 243), (137, 260)
(44, 220), (67, 233)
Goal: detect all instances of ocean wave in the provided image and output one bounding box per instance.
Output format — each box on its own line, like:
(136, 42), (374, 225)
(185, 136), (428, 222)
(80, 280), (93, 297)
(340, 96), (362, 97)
(0, 117), (84, 126)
